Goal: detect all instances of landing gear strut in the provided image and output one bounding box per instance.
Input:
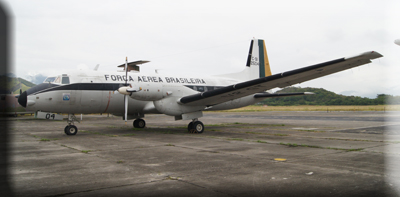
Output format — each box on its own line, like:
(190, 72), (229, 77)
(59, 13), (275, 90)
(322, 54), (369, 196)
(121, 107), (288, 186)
(133, 118), (146, 128)
(187, 118), (204, 134)
(64, 114), (80, 135)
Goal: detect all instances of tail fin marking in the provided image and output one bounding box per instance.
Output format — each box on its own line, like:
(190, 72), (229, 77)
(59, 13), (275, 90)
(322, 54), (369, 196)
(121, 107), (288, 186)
(258, 40), (272, 78)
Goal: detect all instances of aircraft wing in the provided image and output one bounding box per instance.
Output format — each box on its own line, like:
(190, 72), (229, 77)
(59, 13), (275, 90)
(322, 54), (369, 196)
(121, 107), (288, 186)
(179, 51), (382, 106)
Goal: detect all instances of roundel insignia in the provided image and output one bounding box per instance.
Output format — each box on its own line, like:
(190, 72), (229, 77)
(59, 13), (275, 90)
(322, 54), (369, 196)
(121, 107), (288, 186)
(63, 93), (71, 101)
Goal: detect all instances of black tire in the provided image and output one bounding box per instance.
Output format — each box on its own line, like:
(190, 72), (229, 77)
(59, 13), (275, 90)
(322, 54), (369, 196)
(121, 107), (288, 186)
(187, 122), (194, 132)
(65, 125), (78, 135)
(134, 119), (146, 128)
(193, 121), (204, 134)
(64, 126), (69, 134)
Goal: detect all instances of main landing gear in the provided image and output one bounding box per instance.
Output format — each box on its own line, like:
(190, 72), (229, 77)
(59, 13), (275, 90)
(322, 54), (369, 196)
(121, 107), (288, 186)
(187, 119), (204, 134)
(133, 118), (146, 128)
(64, 114), (80, 135)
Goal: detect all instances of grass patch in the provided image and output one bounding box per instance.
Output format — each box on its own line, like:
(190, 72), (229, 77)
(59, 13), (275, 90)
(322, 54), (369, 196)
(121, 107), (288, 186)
(274, 133), (289, 136)
(326, 147), (364, 152)
(325, 138), (376, 142)
(131, 128), (144, 131)
(279, 142), (364, 152)
(256, 140), (268, 143)
(227, 138), (244, 141)
(117, 160), (124, 164)
(296, 129), (325, 133)
(165, 144), (175, 146)
(60, 144), (79, 151)
(81, 150), (91, 153)
(280, 142), (298, 147)
(40, 138), (51, 141)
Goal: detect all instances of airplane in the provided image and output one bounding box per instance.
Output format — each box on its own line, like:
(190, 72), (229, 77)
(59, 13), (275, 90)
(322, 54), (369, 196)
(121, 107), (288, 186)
(17, 38), (383, 135)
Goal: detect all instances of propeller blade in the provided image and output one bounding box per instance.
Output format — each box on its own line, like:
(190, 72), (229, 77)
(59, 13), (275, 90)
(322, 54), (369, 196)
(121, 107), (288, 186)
(125, 57), (128, 86)
(124, 57), (128, 124)
(124, 94), (128, 124)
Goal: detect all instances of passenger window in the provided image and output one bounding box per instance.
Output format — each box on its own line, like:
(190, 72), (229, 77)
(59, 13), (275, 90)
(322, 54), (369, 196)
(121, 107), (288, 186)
(62, 77), (70, 84)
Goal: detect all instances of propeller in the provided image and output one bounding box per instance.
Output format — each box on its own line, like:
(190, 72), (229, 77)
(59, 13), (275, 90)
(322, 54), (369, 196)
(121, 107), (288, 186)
(117, 57), (142, 124)
(118, 57), (128, 124)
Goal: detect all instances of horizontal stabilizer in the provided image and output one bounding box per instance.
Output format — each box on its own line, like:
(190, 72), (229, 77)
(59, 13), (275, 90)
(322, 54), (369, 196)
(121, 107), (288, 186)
(117, 60), (150, 72)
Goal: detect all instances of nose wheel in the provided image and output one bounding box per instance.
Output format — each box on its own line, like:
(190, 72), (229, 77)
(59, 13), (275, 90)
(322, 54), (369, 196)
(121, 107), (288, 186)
(64, 114), (80, 135)
(64, 125), (78, 135)
(188, 119), (204, 134)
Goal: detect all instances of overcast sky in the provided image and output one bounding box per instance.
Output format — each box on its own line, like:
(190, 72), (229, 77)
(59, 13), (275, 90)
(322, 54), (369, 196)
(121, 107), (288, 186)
(2, 0), (399, 98)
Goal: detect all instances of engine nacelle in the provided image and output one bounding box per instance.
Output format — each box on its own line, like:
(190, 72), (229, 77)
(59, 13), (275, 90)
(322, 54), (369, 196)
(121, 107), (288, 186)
(129, 83), (164, 101)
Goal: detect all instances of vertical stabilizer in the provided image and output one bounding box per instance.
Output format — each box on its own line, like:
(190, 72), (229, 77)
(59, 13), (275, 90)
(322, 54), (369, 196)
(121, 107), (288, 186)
(245, 38), (272, 78)
(215, 38), (272, 81)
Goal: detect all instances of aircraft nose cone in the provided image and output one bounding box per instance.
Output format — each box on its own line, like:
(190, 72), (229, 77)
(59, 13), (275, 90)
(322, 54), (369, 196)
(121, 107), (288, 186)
(18, 91), (27, 108)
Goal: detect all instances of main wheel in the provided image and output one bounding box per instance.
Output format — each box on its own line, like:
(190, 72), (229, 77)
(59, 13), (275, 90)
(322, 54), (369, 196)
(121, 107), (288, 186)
(65, 125), (78, 135)
(64, 125), (69, 134)
(192, 121), (204, 134)
(133, 119), (146, 128)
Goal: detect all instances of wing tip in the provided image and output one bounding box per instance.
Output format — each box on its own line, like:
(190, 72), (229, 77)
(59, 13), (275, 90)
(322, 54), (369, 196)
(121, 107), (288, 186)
(345, 51), (383, 60)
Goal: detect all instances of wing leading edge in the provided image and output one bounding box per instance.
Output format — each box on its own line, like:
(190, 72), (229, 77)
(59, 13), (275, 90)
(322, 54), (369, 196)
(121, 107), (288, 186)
(179, 51), (382, 106)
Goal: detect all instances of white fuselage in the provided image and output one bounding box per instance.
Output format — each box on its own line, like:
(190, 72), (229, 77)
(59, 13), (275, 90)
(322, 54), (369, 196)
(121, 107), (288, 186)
(25, 70), (263, 118)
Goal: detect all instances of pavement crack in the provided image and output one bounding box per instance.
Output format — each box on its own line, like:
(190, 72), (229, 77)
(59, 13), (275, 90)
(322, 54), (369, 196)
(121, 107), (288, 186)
(44, 179), (165, 197)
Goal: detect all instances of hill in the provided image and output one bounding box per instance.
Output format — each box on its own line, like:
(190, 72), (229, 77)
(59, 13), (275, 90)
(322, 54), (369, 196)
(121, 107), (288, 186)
(19, 77), (36, 87)
(260, 87), (400, 106)
(0, 76), (36, 94)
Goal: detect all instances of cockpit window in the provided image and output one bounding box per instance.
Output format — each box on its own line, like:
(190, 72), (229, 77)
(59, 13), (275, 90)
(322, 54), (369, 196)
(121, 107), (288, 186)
(54, 77), (61, 84)
(62, 77), (70, 84)
(44, 77), (56, 83)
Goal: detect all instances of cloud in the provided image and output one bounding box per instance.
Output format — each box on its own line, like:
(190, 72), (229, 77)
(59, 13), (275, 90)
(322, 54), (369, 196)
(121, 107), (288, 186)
(5, 0), (397, 97)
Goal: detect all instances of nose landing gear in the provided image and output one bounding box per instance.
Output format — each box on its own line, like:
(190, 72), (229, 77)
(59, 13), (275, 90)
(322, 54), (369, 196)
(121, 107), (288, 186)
(64, 114), (80, 135)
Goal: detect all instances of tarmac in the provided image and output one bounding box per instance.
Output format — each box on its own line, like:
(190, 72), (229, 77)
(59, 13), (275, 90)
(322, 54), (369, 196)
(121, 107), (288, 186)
(5, 111), (400, 196)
